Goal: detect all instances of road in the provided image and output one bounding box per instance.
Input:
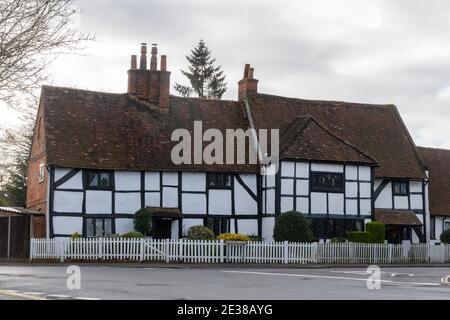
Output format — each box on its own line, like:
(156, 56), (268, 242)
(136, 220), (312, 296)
(0, 265), (449, 300)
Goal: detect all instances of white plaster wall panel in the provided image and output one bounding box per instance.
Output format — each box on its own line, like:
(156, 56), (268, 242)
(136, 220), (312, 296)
(296, 180), (309, 196)
(411, 230), (420, 243)
(394, 196), (409, 209)
(238, 220), (257, 236)
(85, 191), (112, 214)
(208, 190), (231, 214)
(182, 193), (206, 214)
(234, 182), (257, 215)
(358, 166), (371, 181)
(410, 181), (422, 193)
(162, 172), (178, 186)
(410, 194), (423, 210)
(346, 199), (358, 215)
(311, 163), (343, 173)
(296, 197), (309, 214)
(53, 216), (83, 235)
(182, 219), (204, 236)
(359, 182), (371, 198)
(115, 171), (140, 191)
(57, 171), (83, 190)
(145, 192), (160, 207)
(54, 167), (71, 181)
(115, 218), (134, 234)
(345, 182), (358, 198)
(53, 191), (83, 213)
(281, 161), (295, 177)
(375, 182), (392, 208)
(328, 193), (344, 215)
(229, 219), (236, 233)
(311, 193), (327, 214)
(115, 192), (141, 214)
(162, 187), (178, 208)
(145, 172), (160, 191)
(239, 174), (257, 193)
(266, 189), (275, 214)
(374, 179), (382, 190)
(360, 199), (371, 216)
(281, 179), (294, 195)
(345, 165), (358, 180)
(262, 217), (275, 242)
(181, 172), (205, 191)
(171, 221), (179, 239)
(266, 173), (276, 188)
(295, 162), (309, 178)
(281, 196), (294, 212)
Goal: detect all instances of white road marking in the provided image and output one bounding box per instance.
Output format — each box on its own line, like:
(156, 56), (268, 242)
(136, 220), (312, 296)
(23, 292), (46, 295)
(46, 294), (71, 299)
(222, 270), (441, 286)
(0, 289), (46, 300)
(441, 275), (450, 284)
(74, 297), (101, 300)
(330, 270), (414, 277)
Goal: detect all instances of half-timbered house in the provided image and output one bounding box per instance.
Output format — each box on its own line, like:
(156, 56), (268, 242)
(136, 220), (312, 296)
(26, 43), (431, 243)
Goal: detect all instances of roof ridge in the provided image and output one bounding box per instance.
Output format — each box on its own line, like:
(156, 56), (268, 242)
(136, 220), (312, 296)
(42, 85), (126, 96)
(417, 146), (450, 152)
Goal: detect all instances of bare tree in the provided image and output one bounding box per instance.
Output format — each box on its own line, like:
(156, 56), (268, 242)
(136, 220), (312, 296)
(0, 0), (94, 107)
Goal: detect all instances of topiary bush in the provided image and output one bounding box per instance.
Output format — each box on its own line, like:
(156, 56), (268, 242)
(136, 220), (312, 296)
(366, 221), (385, 244)
(273, 211), (314, 242)
(217, 233), (250, 242)
(133, 208), (152, 236)
(440, 229), (450, 244)
(347, 231), (371, 243)
(187, 225), (215, 240)
(121, 231), (144, 238)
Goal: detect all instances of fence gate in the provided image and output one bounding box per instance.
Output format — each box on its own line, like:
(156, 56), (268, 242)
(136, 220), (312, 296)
(0, 216), (30, 259)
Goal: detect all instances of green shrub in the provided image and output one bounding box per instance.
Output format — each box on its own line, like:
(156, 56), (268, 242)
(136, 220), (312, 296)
(330, 237), (347, 243)
(273, 211), (314, 242)
(217, 233), (250, 241)
(121, 231), (144, 238)
(366, 221), (385, 244)
(347, 231), (371, 243)
(70, 232), (82, 239)
(133, 208), (152, 236)
(246, 234), (262, 241)
(187, 225), (215, 240)
(440, 229), (450, 244)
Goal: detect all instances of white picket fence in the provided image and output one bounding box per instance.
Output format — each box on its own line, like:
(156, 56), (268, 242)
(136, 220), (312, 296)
(30, 238), (450, 264)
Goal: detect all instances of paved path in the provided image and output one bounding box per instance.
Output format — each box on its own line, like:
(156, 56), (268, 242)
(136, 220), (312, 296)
(0, 265), (449, 299)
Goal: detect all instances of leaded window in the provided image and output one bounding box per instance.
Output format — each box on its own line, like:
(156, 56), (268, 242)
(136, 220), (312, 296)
(84, 170), (114, 189)
(311, 172), (343, 193)
(86, 218), (112, 237)
(205, 217), (229, 236)
(207, 173), (231, 188)
(393, 181), (408, 196)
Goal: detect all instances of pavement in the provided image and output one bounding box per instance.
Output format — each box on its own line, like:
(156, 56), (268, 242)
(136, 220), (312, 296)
(0, 264), (449, 300)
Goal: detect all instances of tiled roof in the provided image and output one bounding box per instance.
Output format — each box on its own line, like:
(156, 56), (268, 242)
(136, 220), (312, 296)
(417, 147), (450, 216)
(247, 94), (426, 179)
(374, 209), (423, 226)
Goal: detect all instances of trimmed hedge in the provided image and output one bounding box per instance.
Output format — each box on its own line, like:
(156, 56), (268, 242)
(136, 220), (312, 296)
(217, 233), (250, 242)
(346, 231), (371, 243)
(187, 225), (215, 240)
(133, 208), (152, 236)
(273, 211), (313, 242)
(366, 221), (385, 244)
(121, 231), (144, 238)
(440, 229), (450, 244)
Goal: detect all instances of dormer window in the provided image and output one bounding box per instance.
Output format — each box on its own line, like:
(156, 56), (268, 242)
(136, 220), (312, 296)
(393, 181), (408, 196)
(84, 170), (114, 190)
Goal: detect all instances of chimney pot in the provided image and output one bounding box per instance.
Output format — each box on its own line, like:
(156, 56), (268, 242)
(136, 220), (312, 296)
(150, 44), (158, 70)
(243, 64), (250, 78)
(238, 64), (258, 100)
(130, 55), (137, 69)
(248, 67), (254, 79)
(140, 43), (147, 69)
(160, 55), (167, 71)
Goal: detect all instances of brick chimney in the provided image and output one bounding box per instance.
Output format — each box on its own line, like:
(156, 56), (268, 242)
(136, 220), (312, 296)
(128, 43), (171, 109)
(238, 64), (258, 100)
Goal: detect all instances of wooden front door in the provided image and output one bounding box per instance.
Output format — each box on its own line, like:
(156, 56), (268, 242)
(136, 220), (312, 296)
(152, 218), (172, 239)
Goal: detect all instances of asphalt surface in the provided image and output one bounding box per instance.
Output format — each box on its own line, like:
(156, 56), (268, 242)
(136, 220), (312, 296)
(0, 265), (449, 300)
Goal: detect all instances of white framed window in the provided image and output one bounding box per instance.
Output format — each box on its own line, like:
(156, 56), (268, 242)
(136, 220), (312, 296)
(38, 162), (45, 183)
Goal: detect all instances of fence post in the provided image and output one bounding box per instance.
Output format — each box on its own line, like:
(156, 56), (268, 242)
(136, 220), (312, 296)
(29, 238), (34, 262)
(283, 241), (289, 264)
(165, 239), (170, 263)
(140, 238), (145, 262)
(312, 242), (318, 263)
(388, 244), (393, 263)
(99, 238), (103, 260)
(219, 240), (224, 263)
(59, 238), (65, 263)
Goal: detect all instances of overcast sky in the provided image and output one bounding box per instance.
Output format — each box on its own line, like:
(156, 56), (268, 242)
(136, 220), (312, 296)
(2, 0), (450, 148)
